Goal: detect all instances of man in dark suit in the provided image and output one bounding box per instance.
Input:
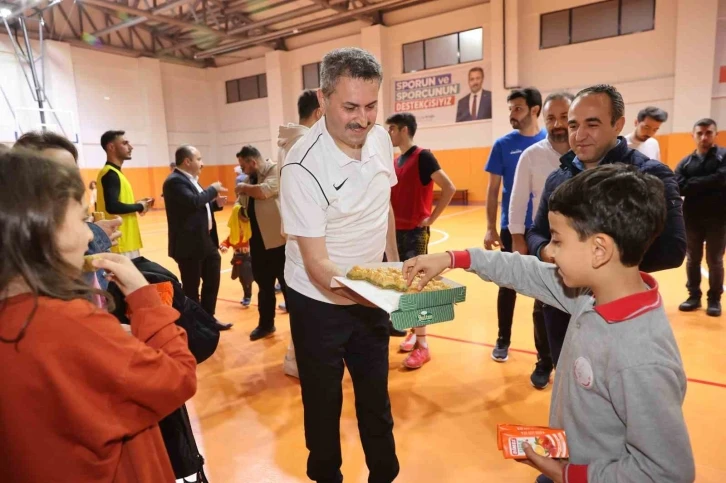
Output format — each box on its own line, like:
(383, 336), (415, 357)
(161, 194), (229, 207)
(163, 144), (232, 330)
(455, 66), (493, 122)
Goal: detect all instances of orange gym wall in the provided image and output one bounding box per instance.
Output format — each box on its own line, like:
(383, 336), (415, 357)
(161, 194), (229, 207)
(79, 165), (240, 210)
(77, 131), (726, 209)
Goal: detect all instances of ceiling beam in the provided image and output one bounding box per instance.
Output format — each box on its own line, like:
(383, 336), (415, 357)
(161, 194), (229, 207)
(53, 1), (81, 40)
(82, 3), (196, 49)
(309, 0), (374, 24)
(129, 25), (150, 51)
(227, 4), (322, 35)
(88, 0), (196, 37)
(196, 0), (431, 59)
(79, 0), (214, 33)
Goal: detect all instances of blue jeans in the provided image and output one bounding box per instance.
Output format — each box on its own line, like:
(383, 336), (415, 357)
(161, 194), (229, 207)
(536, 475), (554, 483)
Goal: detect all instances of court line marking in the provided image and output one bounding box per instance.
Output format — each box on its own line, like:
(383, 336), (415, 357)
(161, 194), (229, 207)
(426, 335), (726, 390)
(429, 228), (449, 246)
(169, 212), (726, 388)
(437, 206), (484, 220)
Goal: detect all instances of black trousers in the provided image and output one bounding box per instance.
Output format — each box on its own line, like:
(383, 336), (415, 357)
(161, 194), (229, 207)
(177, 251), (221, 317)
(232, 251), (253, 299)
(498, 229), (551, 369)
(250, 241), (287, 330)
(532, 299), (552, 371)
(497, 228), (517, 342)
(288, 287), (399, 483)
(542, 304), (570, 368)
(685, 216), (726, 302)
(395, 226), (430, 262)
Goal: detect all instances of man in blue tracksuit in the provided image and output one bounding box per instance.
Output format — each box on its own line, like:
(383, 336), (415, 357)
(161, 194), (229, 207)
(526, 84), (686, 367)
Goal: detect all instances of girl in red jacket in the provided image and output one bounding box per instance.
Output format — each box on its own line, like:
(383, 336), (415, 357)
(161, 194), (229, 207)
(0, 149), (197, 482)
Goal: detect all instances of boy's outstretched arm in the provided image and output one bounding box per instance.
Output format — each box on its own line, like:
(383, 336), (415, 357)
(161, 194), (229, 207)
(403, 249), (581, 315)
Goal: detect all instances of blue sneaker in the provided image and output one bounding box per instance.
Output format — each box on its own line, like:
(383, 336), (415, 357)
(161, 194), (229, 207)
(241, 297), (251, 307)
(278, 303), (287, 312)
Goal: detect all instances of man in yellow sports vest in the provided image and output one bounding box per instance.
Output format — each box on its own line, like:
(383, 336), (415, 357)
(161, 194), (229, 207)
(96, 130), (150, 259)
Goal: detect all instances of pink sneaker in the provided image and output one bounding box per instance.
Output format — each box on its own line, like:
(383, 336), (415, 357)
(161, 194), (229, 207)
(403, 344), (431, 369)
(399, 330), (417, 352)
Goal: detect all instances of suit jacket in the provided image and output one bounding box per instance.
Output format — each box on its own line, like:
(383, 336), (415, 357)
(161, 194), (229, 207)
(456, 90), (493, 122)
(163, 169), (222, 260)
(237, 159), (285, 251)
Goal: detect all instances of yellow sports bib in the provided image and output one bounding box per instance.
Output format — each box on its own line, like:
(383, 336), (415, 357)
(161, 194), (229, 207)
(96, 164), (142, 254)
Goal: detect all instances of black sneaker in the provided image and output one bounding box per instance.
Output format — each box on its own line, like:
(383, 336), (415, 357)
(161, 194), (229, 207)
(214, 320), (233, 331)
(491, 338), (510, 362)
(678, 297), (701, 312)
(250, 326), (276, 341)
(389, 321), (407, 337)
(707, 300), (722, 317)
(530, 363), (552, 390)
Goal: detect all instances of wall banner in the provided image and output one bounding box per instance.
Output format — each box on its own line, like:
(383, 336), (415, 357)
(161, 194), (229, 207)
(391, 63), (492, 126)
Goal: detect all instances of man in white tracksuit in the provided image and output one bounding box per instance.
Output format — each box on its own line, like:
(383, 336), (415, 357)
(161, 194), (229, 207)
(508, 91), (573, 389)
(277, 89), (322, 378)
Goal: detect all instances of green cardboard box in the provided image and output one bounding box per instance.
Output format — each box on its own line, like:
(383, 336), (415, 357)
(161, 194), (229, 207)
(332, 263), (467, 330)
(390, 303), (457, 330)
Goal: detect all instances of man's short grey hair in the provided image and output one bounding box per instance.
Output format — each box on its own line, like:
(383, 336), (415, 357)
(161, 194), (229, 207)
(320, 47), (383, 97)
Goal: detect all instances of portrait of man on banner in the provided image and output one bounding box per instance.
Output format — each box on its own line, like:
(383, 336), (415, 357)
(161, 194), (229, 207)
(455, 66), (492, 122)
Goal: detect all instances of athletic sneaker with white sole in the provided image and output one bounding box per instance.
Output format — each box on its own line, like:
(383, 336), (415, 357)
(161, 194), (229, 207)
(491, 338), (510, 362)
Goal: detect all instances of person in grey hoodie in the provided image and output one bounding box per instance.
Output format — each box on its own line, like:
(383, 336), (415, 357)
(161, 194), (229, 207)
(277, 89), (323, 168)
(277, 89), (322, 378)
(403, 165), (695, 483)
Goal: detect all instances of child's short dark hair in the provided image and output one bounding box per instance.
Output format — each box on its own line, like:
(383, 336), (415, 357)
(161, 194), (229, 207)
(549, 164), (667, 267)
(386, 112), (417, 138)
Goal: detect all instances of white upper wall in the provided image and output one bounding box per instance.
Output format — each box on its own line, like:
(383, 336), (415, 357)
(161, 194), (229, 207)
(0, 35), (82, 153)
(711, 0), (726, 126)
(72, 47), (171, 168)
(4, 0), (725, 160)
(383, 2), (493, 149)
(518, 0), (677, 91)
(161, 62), (218, 165)
(518, 0), (678, 134)
(210, 57), (271, 162)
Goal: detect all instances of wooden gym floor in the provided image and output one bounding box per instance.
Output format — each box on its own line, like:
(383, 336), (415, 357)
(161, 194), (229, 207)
(137, 205), (726, 483)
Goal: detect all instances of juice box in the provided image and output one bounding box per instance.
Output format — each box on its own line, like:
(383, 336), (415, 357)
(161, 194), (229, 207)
(497, 424), (568, 460)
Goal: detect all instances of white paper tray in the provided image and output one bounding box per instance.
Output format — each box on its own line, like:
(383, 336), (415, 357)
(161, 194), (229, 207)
(331, 262), (462, 314)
